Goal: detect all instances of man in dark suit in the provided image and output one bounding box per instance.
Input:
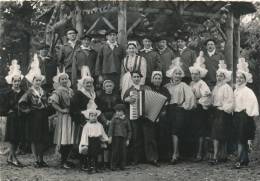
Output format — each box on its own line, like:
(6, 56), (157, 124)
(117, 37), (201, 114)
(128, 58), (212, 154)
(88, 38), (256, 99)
(95, 30), (125, 90)
(203, 39), (225, 90)
(139, 36), (161, 86)
(176, 31), (197, 84)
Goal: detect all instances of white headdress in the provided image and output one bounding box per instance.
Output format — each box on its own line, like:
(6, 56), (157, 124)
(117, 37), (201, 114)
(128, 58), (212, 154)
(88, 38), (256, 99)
(189, 51), (208, 78)
(166, 57), (184, 78)
(216, 60), (232, 82)
(151, 71), (163, 81)
(236, 57), (252, 83)
(25, 54), (45, 83)
(128, 41), (138, 47)
(77, 65), (93, 90)
(5, 59), (24, 84)
(53, 67), (71, 89)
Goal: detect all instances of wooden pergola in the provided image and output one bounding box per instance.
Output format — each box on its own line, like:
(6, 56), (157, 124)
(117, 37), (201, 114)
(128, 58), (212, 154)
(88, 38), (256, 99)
(38, 1), (256, 73)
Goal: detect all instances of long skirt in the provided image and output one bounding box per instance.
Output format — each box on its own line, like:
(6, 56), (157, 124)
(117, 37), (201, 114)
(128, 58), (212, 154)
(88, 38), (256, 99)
(210, 108), (232, 141)
(53, 112), (75, 145)
(25, 109), (49, 143)
(233, 111), (256, 144)
(5, 112), (25, 143)
(190, 105), (210, 138)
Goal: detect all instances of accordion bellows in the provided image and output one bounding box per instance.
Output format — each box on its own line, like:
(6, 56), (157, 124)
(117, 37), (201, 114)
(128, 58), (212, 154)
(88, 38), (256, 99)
(130, 89), (167, 122)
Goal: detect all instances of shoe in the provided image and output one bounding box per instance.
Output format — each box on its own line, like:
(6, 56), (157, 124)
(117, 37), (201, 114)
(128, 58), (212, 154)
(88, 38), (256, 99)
(33, 161), (42, 168)
(151, 160), (160, 167)
(66, 161), (75, 168)
(80, 165), (88, 171)
(39, 161), (48, 167)
(170, 157), (180, 165)
(193, 156), (203, 162)
(234, 162), (241, 169)
(209, 159), (218, 165)
(61, 162), (72, 169)
(241, 161), (249, 166)
(7, 159), (23, 167)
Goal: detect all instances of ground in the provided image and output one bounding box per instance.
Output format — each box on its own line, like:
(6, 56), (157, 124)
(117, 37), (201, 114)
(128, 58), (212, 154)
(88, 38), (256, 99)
(1, 120), (260, 181)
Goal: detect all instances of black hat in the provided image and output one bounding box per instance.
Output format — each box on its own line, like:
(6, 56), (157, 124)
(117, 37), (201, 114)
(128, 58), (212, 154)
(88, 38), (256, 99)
(142, 35), (153, 41)
(205, 38), (216, 45)
(156, 34), (168, 42)
(65, 28), (78, 34)
(176, 30), (189, 41)
(105, 29), (118, 36)
(113, 104), (126, 113)
(80, 34), (92, 40)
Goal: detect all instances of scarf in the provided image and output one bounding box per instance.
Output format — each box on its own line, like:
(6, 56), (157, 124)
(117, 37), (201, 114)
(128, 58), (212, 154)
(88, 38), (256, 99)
(79, 87), (97, 109)
(140, 47), (153, 53)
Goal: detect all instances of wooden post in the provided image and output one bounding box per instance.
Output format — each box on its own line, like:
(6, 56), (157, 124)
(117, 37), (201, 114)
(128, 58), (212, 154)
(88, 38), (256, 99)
(224, 11), (234, 85)
(233, 13), (240, 80)
(118, 1), (127, 49)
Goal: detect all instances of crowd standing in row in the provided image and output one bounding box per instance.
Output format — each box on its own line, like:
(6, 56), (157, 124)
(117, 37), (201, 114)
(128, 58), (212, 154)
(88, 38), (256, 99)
(2, 28), (259, 174)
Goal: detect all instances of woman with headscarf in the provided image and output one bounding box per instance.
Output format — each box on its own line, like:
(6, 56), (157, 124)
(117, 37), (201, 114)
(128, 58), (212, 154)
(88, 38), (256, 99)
(49, 68), (75, 169)
(19, 54), (50, 168)
(96, 79), (121, 169)
(120, 41), (147, 99)
(4, 60), (25, 167)
(209, 60), (234, 165)
(233, 58), (259, 169)
(150, 71), (171, 162)
(164, 58), (196, 164)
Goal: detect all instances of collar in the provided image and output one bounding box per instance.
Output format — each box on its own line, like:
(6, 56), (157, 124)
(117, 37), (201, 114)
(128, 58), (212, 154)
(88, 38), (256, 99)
(158, 46), (167, 53)
(32, 87), (43, 98)
(179, 46), (187, 54)
(107, 40), (118, 49)
(68, 40), (77, 48)
(133, 84), (141, 90)
(12, 87), (21, 93)
(140, 47), (153, 53)
(207, 49), (216, 57)
(80, 45), (91, 51)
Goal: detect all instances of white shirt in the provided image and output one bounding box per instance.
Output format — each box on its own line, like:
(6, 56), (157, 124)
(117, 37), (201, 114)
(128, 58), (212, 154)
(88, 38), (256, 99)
(107, 40), (118, 50)
(207, 49), (216, 57)
(234, 85), (259, 117)
(212, 82), (234, 113)
(140, 47), (153, 53)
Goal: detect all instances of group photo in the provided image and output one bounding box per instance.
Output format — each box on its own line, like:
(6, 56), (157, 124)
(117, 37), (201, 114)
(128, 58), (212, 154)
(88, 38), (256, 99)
(0, 1), (260, 181)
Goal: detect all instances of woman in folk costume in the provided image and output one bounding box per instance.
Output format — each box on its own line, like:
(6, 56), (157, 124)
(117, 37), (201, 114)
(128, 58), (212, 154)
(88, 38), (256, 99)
(189, 51), (212, 162)
(49, 68), (75, 169)
(150, 71), (172, 162)
(164, 58), (196, 164)
(4, 60), (25, 167)
(209, 60), (234, 165)
(19, 54), (50, 168)
(233, 58), (259, 169)
(70, 66), (97, 145)
(120, 41), (147, 99)
(79, 109), (108, 173)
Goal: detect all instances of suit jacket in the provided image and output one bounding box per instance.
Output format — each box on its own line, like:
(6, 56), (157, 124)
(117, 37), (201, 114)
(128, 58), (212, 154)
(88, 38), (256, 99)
(158, 47), (176, 76)
(204, 51), (225, 89)
(177, 48), (197, 78)
(95, 43), (125, 75)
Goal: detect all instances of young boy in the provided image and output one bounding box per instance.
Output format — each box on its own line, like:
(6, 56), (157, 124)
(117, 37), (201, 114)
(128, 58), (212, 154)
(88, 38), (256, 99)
(108, 104), (132, 170)
(79, 109), (108, 173)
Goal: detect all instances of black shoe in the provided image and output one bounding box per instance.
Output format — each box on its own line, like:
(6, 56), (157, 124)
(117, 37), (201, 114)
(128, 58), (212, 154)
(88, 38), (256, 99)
(209, 159), (218, 165)
(234, 162), (241, 169)
(151, 160), (160, 167)
(193, 156), (203, 162)
(170, 158), (180, 165)
(61, 162), (72, 169)
(39, 161), (48, 167)
(33, 161), (42, 168)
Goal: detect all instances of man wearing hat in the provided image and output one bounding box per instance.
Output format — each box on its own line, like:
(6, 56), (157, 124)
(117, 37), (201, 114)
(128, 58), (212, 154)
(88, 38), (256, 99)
(156, 36), (176, 84)
(58, 28), (81, 89)
(176, 30), (197, 84)
(95, 29), (125, 90)
(203, 39), (225, 90)
(139, 36), (161, 86)
(74, 34), (97, 79)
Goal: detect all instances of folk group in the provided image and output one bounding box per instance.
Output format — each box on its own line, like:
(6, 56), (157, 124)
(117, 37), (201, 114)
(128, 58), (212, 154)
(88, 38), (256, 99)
(2, 28), (259, 174)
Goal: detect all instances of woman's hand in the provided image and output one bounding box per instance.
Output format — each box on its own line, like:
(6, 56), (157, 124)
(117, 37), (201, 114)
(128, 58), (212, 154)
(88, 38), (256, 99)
(108, 137), (112, 144)
(125, 95), (136, 104)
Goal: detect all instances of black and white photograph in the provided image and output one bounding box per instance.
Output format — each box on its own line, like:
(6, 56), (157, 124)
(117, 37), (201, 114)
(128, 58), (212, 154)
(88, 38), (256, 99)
(0, 0), (260, 180)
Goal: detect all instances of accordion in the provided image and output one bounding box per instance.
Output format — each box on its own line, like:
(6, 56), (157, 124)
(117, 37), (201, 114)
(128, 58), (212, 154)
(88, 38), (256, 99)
(130, 89), (167, 122)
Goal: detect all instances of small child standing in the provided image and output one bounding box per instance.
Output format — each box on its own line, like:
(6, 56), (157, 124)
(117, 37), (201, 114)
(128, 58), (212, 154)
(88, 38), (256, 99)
(108, 104), (132, 170)
(79, 109), (108, 173)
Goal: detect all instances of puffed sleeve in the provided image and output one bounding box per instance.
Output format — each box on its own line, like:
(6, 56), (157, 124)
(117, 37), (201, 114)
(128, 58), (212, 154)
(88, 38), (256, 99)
(245, 89), (259, 117)
(182, 83), (196, 110)
(198, 81), (211, 109)
(221, 84), (234, 114)
(49, 89), (60, 105)
(140, 56), (147, 85)
(79, 124), (89, 146)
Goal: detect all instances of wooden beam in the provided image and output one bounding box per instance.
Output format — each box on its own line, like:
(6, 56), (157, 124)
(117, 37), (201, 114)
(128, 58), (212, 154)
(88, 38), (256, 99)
(118, 2), (127, 49)
(86, 17), (101, 34)
(233, 14), (240, 80)
(224, 11), (234, 84)
(102, 17), (116, 30)
(127, 13), (149, 35)
(182, 10), (219, 18)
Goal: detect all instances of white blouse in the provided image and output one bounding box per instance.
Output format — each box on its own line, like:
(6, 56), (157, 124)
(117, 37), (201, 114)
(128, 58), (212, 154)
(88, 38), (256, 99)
(190, 79), (211, 109)
(212, 82), (234, 114)
(165, 82), (196, 110)
(234, 85), (259, 117)
(79, 121), (108, 147)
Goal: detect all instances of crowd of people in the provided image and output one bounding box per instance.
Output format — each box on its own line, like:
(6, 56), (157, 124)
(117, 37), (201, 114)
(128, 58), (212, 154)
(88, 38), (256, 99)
(1, 27), (259, 174)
